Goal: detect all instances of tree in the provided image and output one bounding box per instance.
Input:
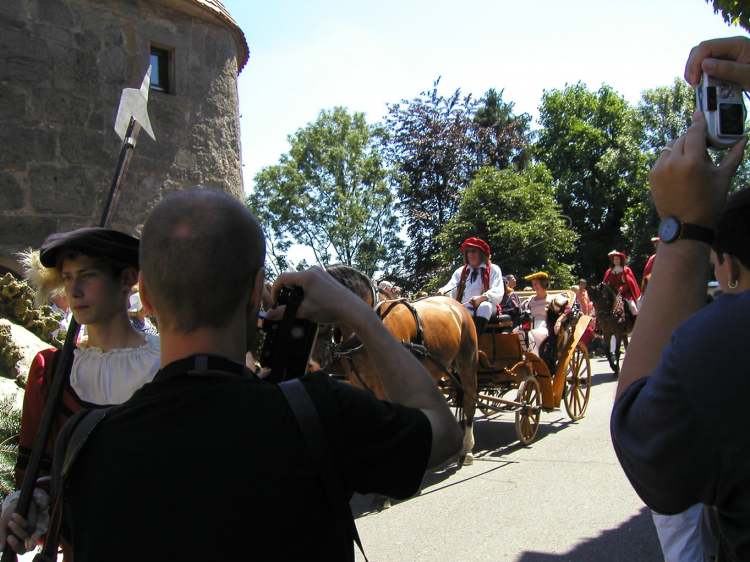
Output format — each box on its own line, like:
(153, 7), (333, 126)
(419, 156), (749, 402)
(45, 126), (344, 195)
(473, 88), (531, 170)
(621, 79), (696, 271)
(638, 78), (695, 157)
(535, 83), (649, 280)
(707, 0), (750, 31)
(382, 80), (530, 288)
(248, 107), (402, 278)
(435, 165), (578, 291)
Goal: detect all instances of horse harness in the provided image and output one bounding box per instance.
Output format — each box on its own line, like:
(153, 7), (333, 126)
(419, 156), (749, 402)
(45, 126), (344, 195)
(328, 299), (463, 395)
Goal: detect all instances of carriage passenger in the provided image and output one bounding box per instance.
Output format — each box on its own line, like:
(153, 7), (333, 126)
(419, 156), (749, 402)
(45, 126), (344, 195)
(439, 237), (503, 336)
(603, 250), (641, 316)
(516, 271), (553, 352)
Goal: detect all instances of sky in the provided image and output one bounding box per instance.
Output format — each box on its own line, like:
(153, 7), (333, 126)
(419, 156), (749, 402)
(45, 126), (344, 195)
(226, 0), (743, 194)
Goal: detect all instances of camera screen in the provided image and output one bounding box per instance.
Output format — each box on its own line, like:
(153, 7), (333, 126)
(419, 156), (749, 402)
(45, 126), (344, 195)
(719, 103), (745, 135)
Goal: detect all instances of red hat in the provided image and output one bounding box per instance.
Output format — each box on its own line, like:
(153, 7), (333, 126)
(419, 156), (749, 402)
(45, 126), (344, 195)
(608, 250), (627, 261)
(460, 237), (491, 256)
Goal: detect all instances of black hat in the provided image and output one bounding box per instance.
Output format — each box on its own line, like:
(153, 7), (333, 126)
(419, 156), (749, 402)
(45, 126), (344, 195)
(39, 227), (139, 268)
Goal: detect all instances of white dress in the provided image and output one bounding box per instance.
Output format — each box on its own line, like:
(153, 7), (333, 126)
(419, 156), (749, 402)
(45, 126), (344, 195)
(519, 294), (553, 352)
(69, 334), (160, 405)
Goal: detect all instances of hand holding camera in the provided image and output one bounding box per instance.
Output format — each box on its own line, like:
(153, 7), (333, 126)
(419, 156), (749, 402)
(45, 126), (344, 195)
(270, 266), (373, 326)
(647, 37), (750, 228)
(260, 267), (376, 380)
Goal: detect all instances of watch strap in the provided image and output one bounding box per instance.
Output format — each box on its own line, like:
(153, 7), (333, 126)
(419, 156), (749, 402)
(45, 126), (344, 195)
(680, 222), (715, 245)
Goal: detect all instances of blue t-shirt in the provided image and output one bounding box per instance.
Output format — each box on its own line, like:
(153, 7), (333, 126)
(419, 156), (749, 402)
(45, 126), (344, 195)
(611, 291), (750, 561)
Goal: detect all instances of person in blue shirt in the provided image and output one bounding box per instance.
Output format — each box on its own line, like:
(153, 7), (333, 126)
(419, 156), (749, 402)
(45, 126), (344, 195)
(611, 36), (750, 562)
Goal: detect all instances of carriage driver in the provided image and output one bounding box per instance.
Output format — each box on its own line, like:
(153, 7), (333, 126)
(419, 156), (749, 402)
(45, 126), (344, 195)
(439, 237), (504, 336)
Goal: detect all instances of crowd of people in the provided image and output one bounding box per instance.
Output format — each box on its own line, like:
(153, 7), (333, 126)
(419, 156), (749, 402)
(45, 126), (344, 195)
(0, 35), (749, 562)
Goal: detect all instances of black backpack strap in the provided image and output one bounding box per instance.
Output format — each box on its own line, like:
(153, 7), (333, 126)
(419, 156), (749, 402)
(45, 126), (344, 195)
(278, 379), (368, 561)
(34, 408), (111, 562)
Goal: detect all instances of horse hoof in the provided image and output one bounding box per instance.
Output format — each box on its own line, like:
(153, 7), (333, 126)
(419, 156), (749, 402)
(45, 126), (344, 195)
(462, 453), (474, 466)
(381, 499), (392, 510)
(458, 454), (466, 467)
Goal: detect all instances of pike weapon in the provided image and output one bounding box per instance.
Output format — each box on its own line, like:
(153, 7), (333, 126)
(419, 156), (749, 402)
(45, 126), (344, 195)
(2, 66), (156, 562)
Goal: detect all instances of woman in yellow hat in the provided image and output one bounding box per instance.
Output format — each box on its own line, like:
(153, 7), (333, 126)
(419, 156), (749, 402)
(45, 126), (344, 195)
(517, 271), (553, 352)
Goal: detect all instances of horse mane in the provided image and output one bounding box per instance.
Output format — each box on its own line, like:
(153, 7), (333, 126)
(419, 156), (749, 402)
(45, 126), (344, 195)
(326, 264), (376, 307)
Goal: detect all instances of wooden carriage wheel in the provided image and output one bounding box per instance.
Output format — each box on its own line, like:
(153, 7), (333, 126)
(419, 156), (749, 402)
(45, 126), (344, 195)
(563, 344), (592, 421)
(514, 376), (541, 445)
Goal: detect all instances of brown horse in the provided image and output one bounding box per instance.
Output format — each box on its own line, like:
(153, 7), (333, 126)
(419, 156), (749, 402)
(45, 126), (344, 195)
(587, 282), (634, 375)
(313, 266), (479, 466)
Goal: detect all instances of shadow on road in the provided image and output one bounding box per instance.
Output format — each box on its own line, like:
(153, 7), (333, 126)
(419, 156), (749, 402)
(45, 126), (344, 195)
(352, 456), (486, 518)
(471, 413), (576, 461)
(591, 370), (617, 387)
(516, 506), (662, 562)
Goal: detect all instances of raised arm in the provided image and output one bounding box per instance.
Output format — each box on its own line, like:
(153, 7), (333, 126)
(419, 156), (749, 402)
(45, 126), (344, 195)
(615, 112), (745, 400)
(272, 267), (462, 467)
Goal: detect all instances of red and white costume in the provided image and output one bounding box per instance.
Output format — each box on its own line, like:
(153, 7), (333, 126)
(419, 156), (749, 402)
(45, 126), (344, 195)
(440, 237), (504, 320)
(603, 250), (641, 316)
(15, 336), (160, 487)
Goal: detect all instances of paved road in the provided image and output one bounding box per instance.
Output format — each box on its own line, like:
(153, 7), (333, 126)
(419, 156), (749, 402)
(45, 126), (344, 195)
(353, 356), (663, 562)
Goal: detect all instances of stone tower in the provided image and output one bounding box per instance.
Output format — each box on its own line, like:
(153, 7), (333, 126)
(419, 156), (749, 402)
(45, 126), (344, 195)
(0, 0), (249, 275)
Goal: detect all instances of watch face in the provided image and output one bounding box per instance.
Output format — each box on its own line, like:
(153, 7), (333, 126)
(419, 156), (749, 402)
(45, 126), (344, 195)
(659, 217), (680, 242)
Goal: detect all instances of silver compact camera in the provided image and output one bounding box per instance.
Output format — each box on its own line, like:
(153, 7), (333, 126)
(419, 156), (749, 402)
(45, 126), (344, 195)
(695, 71), (747, 149)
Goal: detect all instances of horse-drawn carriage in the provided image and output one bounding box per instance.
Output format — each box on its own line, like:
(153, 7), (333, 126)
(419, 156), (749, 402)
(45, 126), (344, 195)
(442, 296), (593, 445)
(315, 266), (594, 462)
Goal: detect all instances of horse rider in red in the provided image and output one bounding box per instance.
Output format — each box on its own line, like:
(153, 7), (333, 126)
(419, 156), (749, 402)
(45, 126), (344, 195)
(603, 250), (641, 317)
(440, 237), (504, 336)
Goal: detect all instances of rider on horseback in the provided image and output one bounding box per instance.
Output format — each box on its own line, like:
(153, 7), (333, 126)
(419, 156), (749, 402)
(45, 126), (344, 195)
(440, 237), (504, 336)
(603, 250), (641, 318)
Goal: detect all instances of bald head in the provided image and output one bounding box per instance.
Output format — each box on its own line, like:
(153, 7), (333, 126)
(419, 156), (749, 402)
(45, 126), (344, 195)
(140, 187), (265, 332)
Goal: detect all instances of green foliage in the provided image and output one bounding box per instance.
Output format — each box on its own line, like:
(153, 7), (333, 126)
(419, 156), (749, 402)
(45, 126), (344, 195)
(638, 78), (695, 157)
(249, 107), (402, 278)
(382, 80), (531, 288)
(0, 397), (20, 500)
(435, 165), (578, 291)
(535, 83), (650, 280)
(707, 0), (750, 31)
(473, 88), (531, 170)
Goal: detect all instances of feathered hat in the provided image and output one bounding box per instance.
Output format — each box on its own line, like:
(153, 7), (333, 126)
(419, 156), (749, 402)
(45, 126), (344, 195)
(17, 248), (63, 306)
(19, 227), (139, 306)
(608, 250), (627, 262)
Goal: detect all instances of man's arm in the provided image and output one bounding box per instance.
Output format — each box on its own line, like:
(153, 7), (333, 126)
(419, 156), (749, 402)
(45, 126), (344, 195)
(439, 268), (461, 297)
(272, 267), (462, 468)
(484, 265), (504, 305)
(616, 111), (745, 400)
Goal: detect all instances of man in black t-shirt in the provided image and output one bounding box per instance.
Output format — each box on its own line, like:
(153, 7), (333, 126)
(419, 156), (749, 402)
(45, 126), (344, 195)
(64, 188), (463, 562)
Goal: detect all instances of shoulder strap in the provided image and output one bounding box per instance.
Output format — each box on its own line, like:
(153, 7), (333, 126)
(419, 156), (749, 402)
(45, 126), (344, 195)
(278, 379), (368, 562)
(35, 408), (111, 562)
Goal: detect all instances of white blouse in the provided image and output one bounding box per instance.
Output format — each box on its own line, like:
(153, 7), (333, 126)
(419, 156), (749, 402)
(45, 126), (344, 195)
(70, 334), (160, 405)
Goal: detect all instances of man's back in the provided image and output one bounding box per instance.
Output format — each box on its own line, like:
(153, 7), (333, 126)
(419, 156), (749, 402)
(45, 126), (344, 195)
(67, 365), (430, 562)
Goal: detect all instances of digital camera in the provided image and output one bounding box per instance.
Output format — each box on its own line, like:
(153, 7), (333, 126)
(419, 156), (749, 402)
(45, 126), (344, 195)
(695, 71), (747, 149)
(259, 286), (319, 382)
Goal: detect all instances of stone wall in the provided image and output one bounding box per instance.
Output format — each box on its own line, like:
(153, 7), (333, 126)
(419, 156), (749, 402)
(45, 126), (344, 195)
(0, 0), (245, 271)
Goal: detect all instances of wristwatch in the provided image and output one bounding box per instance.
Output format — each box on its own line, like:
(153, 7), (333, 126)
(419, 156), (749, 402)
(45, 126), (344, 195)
(658, 216), (715, 245)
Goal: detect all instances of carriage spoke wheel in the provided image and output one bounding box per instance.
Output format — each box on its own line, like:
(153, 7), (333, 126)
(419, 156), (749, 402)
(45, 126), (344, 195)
(563, 344), (592, 421)
(479, 387), (501, 417)
(514, 376), (541, 445)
